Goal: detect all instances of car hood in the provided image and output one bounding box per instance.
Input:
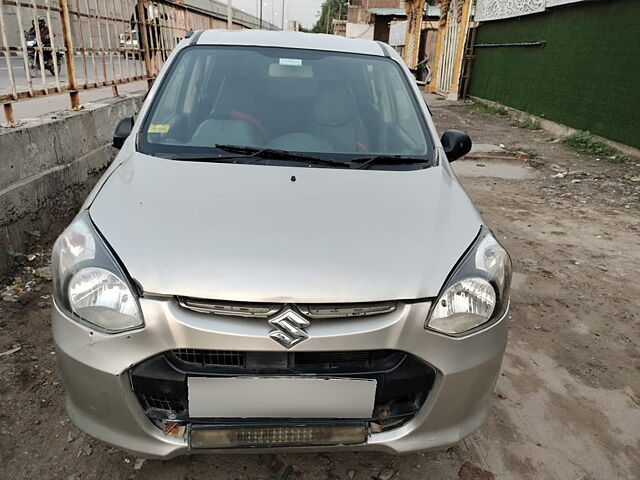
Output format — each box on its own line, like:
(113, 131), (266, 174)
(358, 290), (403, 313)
(89, 153), (483, 303)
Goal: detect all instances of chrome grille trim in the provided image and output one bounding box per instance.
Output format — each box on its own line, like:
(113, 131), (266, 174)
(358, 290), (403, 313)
(298, 302), (397, 319)
(178, 297), (397, 319)
(178, 298), (281, 318)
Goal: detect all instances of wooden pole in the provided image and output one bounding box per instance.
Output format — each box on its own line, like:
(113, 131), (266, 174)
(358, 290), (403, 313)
(3, 103), (15, 125)
(403, 0), (426, 70)
(136, 0), (153, 86)
(59, 0), (80, 109)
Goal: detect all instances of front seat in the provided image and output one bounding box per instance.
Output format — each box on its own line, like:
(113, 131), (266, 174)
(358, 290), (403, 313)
(309, 79), (369, 153)
(190, 76), (264, 148)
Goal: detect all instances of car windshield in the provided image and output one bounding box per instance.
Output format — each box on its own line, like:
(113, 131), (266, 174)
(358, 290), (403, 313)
(139, 46), (433, 169)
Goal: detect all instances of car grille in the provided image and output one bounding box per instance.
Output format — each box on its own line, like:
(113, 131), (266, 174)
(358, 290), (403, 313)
(139, 394), (185, 412)
(177, 297), (397, 319)
(294, 351), (373, 366)
(131, 349), (436, 434)
(169, 349), (390, 369)
(172, 349), (245, 367)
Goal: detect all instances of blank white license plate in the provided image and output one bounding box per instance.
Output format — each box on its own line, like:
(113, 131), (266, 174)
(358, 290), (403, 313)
(188, 377), (377, 419)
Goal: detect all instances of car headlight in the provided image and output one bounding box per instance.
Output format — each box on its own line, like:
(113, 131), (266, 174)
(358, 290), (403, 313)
(427, 228), (511, 335)
(52, 211), (143, 333)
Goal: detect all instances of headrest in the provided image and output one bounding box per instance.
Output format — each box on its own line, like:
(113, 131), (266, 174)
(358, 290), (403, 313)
(311, 79), (358, 127)
(211, 76), (256, 118)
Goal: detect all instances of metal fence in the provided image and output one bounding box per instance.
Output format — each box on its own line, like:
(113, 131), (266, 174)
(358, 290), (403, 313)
(0, 0), (266, 124)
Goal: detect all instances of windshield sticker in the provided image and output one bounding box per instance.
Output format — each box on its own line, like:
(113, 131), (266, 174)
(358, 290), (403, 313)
(279, 58), (303, 67)
(148, 124), (170, 133)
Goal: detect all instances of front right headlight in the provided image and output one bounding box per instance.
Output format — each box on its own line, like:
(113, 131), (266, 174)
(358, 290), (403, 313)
(52, 211), (143, 333)
(426, 228), (512, 335)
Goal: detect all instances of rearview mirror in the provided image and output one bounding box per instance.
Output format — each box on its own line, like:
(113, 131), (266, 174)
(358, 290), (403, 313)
(440, 129), (472, 162)
(113, 116), (134, 149)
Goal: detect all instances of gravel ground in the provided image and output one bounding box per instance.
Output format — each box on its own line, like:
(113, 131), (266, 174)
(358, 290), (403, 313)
(1, 98), (639, 479)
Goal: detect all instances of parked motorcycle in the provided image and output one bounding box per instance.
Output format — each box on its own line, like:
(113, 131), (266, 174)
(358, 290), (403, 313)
(25, 31), (63, 76)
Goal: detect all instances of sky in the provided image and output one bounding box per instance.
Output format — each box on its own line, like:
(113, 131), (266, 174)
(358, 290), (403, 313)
(230, 0), (325, 29)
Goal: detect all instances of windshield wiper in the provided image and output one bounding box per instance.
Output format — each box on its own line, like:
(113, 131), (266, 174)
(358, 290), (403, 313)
(154, 147), (423, 170)
(350, 155), (428, 170)
(153, 152), (245, 162)
(215, 144), (350, 168)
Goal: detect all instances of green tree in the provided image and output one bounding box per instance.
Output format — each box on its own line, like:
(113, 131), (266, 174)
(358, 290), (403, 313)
(312, 0), (348, 34)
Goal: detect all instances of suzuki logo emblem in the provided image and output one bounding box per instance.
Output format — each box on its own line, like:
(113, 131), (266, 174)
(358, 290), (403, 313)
(268, 310), (310, 349)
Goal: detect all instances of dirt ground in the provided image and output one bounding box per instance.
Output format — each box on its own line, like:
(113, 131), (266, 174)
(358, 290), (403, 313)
(1, 98), (639, 480)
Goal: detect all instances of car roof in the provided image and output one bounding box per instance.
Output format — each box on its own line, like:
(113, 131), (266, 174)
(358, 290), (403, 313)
(196, 30), (386, 57)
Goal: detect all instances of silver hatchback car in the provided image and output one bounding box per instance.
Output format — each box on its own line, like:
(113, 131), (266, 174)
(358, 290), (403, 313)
(51, 30), (511, 458)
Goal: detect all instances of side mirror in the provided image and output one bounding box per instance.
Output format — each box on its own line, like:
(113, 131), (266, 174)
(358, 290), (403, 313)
(113, 116), (134, 149)
(440, 129), (472, 162)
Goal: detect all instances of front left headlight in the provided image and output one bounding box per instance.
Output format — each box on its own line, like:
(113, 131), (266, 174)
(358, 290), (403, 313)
(427, 227), (512, 335)
(52, 211), (143, 333)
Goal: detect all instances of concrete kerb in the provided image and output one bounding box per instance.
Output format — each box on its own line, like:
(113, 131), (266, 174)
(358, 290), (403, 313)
(467, 96), (640, 158)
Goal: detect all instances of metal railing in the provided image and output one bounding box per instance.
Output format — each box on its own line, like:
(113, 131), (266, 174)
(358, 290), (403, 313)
(0, 0), (274, 125)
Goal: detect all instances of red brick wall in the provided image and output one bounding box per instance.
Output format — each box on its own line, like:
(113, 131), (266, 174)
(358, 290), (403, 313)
(348, 0), (402, 24)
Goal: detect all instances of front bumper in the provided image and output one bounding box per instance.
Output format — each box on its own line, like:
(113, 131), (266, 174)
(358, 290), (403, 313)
(52, 298), (509, 458)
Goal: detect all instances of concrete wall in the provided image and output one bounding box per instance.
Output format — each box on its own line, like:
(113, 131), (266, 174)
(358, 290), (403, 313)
(346, 23), (374, 40)
(186, 0), (279, 30)
(0, 94), (143, 277)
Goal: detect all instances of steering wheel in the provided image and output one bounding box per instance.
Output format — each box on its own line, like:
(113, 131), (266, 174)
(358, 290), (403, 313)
(229, 110), (269, 144)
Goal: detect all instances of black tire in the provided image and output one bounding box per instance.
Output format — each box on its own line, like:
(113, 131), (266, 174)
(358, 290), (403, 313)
(29, 59), (38, 78)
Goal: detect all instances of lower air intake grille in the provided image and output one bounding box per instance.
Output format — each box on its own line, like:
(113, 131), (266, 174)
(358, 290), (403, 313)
(139, 394), (184, 412)
(168, 349), (394, 369)
(191, 424), (366, 449)
(132, 349), (436, 432)
(173, 349), (244, 367)
(294, 351), (377, 367)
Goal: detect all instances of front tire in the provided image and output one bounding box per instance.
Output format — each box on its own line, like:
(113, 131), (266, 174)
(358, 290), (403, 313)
(29, 58), (38, 78)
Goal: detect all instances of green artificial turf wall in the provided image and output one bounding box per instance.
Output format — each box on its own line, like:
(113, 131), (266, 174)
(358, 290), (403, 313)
(468, 0), (640, 148)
